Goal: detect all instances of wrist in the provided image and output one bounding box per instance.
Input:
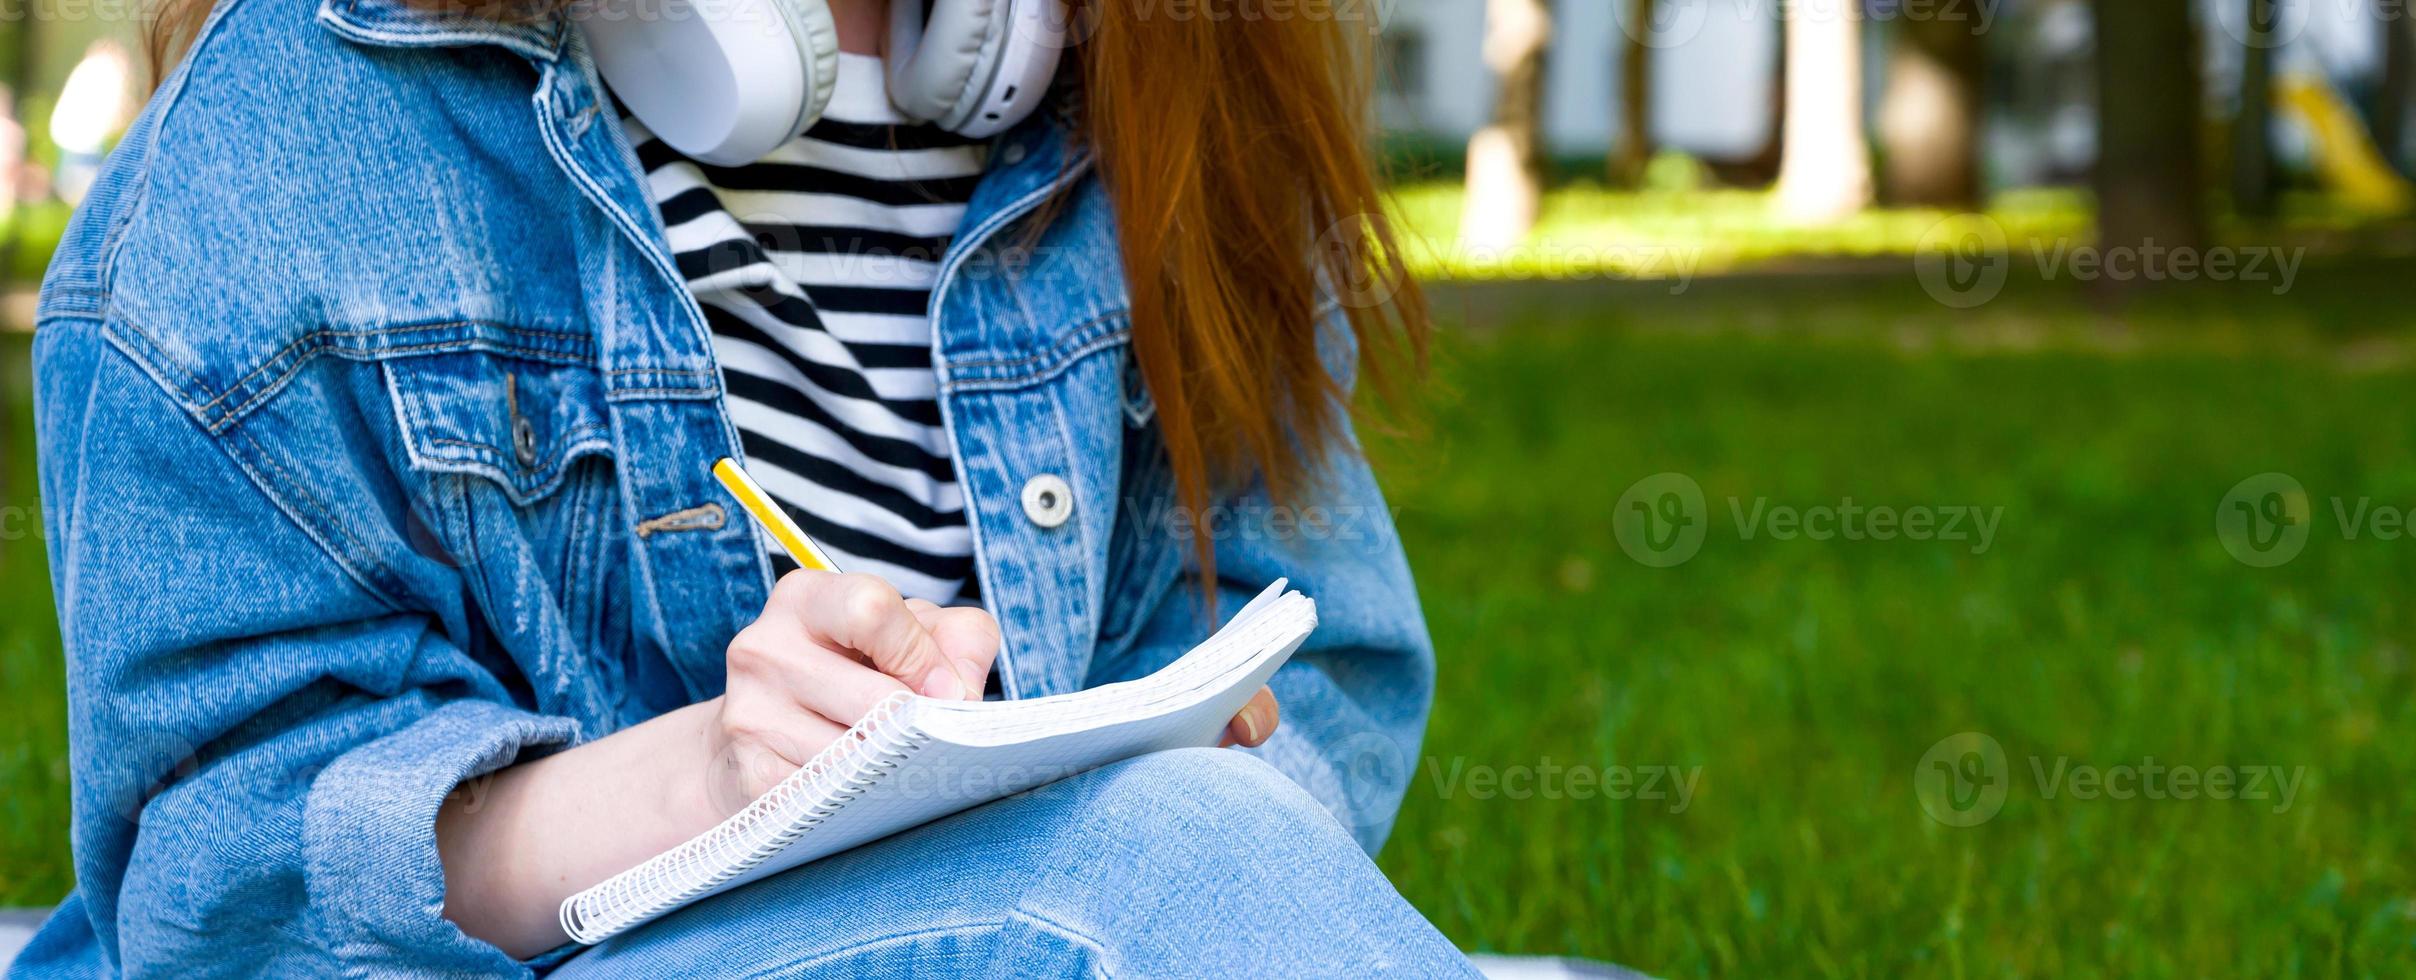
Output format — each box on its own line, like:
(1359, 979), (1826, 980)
(666, 697), (743, 827)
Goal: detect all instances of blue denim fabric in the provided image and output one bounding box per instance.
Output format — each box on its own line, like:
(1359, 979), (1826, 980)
(551, 749), (1473, 977)
(11, 0), (1437, 974)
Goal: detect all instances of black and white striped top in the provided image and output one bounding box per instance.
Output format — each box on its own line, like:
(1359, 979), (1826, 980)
(626, 53), (987, 605)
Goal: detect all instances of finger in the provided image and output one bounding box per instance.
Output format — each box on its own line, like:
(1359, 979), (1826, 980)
(726, 616), (914, 725)
(789, 572), (959, 699)
(713, 691), (849, 804)
(765, 642), (917, 728)
(911, 604), (1001, 700)
(1221, 686), (1279, 748)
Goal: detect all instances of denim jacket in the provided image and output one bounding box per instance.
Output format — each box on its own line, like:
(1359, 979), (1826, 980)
(12, 0), (1434, 973)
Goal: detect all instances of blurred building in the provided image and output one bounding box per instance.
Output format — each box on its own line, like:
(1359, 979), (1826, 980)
(1378, 0), (2412, 185)
(1377, 0), (1779, 161)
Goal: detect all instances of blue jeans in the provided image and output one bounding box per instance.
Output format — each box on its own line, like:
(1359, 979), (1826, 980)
(549, 749), (1473, 977)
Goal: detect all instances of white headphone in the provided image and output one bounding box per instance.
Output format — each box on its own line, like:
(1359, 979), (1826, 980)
(584, 0), (1071, 166)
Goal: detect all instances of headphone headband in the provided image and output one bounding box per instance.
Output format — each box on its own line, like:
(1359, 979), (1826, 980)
(585, 0), (1067, 166)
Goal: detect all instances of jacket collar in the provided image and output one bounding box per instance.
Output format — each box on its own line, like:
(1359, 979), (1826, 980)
(316, 0), (567, 63)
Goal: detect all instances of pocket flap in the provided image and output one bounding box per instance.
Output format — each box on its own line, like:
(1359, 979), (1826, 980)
(383, 351), (613, 505)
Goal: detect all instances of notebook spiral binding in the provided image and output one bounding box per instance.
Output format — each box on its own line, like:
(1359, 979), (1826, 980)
(559, 691), (933, 944)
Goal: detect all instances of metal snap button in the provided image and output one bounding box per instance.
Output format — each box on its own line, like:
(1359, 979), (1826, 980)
(1020, 474), (1073, 528)
(506, 374), (539, 469)
(512, 415), (539, 469)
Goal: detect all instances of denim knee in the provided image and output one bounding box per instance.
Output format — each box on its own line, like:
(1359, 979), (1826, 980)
(999, 748), (1471, 976)
(1053, 747), (1357, 868)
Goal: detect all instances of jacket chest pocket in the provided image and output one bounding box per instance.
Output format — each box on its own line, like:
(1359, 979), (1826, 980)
(386, 350), (613, 504)
(382, 348), (621, 712)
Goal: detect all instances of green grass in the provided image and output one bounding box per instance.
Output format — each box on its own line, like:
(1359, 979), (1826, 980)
(1387, 184), (2086, 281)
(1385, 183), (2413, 284)
(3, 202), (74, 285)
(1367, 263), (2416, 976)
(0, 332), (68, 905)
(4, 262), (2416, 975)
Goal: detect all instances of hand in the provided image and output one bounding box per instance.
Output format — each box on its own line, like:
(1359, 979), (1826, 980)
(1221, 686), (1279, 748)
(709, 571), (1001, 808)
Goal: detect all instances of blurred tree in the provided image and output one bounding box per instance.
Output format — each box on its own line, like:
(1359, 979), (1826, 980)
(1877, 11), (1984, 207)
(2092, 0), (2204, 252)
(2233, 0), (2277, 219)
(1611, 0), (1656, 188)
(0, 15), (32, 498)
(1740, 24), (1788, 185)
(2377, 1), (2413, 178)
(1462, 0), (1552, 251)
(1773, 0), (1872, 222)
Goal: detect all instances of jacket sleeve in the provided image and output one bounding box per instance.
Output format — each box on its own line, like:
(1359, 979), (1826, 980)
(1103, 435), (1435, 855)
(36, 323), (575, 976)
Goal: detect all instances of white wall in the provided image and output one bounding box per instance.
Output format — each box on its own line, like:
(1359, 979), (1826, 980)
(1385, 0), (2409, 167)
(1381, 0), (1779, 158)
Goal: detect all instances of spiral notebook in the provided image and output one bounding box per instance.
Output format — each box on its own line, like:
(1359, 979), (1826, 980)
(559, 581), (1318, 944)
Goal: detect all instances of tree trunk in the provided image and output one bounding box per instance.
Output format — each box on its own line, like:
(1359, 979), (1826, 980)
(1773, 0), (1872, 223)
(1742, 19), (1788, 184)
(2376, 0), (2414, 178)
(1462, 0), (1552, 252)
(1878, 16), (1984, 208)
(0, 17), (36, 501)
(1611, 0), (1657, 188)
(2092, 0), (2205, 254)
(2233, 0), (2277, 220)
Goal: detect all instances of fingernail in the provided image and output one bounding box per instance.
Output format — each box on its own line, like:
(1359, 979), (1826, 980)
(920, 670), (966, 700)
(1237, 711), (1261, 745)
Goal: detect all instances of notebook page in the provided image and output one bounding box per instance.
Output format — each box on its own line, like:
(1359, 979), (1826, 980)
(562, 585), (1315, 944)
(699, 612), (1311, 895)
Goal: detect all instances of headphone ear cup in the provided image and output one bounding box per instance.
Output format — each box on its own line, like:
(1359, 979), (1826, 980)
(886, 0), (1004, 132)
(780, 0), (843, 134)
(888, 0), (1066, 136)
(585, 0), (842, 165)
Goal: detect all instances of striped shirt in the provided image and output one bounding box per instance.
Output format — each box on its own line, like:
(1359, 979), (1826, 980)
(626, 53), (987, 605)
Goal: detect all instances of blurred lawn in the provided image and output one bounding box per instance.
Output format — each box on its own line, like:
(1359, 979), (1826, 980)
(1385, 182), (2412, 283)
(1, 331), (68, 905)
(5, 259), (2416, 975)
(1369, 262), (2416, 976)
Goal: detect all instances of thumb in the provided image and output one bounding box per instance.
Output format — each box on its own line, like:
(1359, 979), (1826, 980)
(804, 573), (963, 700)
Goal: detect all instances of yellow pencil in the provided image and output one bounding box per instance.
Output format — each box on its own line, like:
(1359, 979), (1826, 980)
(712, 457), (843, 573)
